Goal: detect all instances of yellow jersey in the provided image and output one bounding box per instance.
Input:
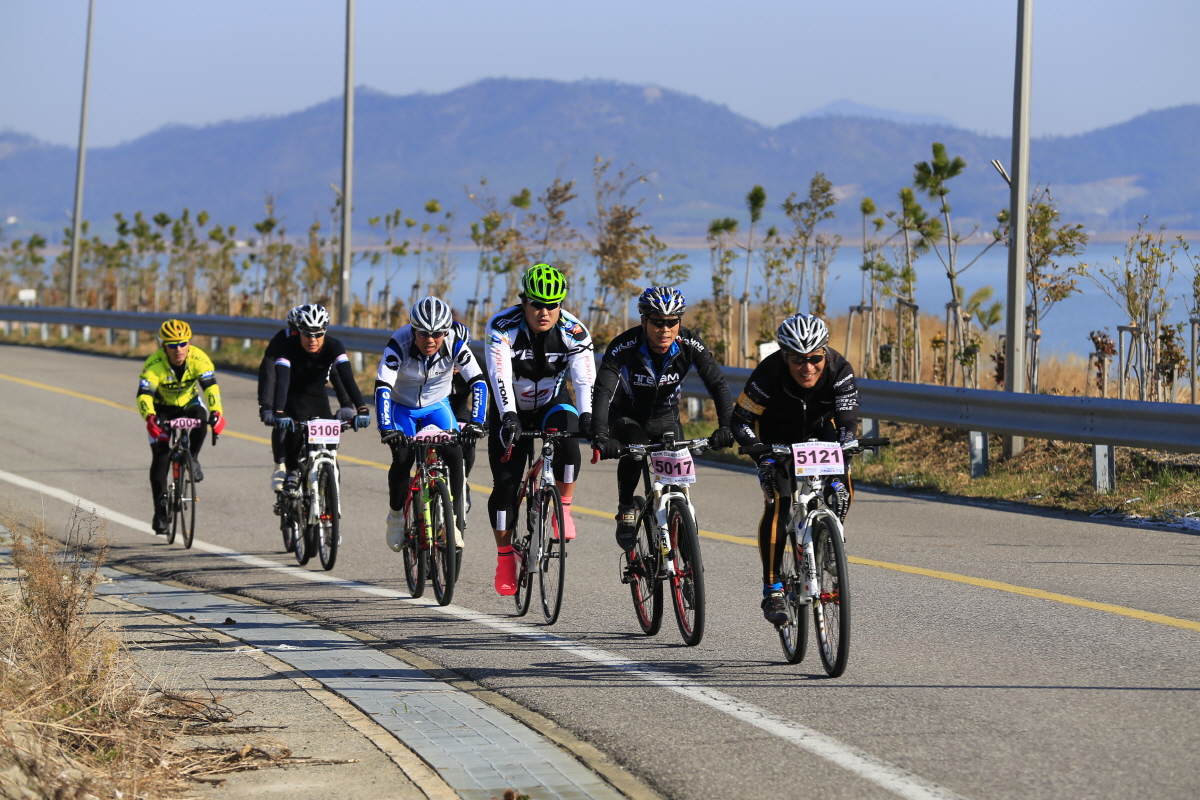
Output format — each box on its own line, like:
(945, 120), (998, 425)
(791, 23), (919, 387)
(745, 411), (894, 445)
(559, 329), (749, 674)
(136, 346), (223, 420)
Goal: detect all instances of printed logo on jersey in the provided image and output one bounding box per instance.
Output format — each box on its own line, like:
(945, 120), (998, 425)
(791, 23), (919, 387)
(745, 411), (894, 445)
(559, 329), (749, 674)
(456, 347), (472, 366)
(737, 392), (765, 416)
(138, 379), (151, 391)
(384, 354), (400, 371)
(834, 374), (854, 388)
(678, 336), (706, 352)
(608, 338), (638, 357)
(836, 397), (857, 412)
(520, 386), (553, 403)
(200, 370), (214, 380)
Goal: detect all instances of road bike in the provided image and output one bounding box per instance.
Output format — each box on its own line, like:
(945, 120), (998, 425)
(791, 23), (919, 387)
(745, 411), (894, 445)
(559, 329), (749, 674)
(605, 433), (712, 646)
(276, 419), (349, 571)
(160, 416), (214, 549)
(740, 436), (889, 676)
(504, 429), (586, 624)
(382, 427), (460, 606)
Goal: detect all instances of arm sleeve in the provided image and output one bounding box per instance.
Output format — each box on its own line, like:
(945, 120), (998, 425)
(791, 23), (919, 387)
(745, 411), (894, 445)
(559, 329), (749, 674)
(195, 352), (222, 416)
(332, 355), (364, 408)
(330, 363), (354, 408)
(731, 367), (771, 446)
(830, 362), (861, 438)
(454, 341), (490, 426)
(273, 358), (292, 411)
(486, 323), (519, 417)
(690, 339), (733, 427)
(565, 328), (596, 417)
(258, 330), (284, 408)
(374, 337), (402, 431)
(136, 361), (159, 419)
(590, 349), (621, 440)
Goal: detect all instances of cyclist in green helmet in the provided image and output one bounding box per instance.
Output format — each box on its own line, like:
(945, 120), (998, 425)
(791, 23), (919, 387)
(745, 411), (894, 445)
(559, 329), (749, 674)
(483, 263), (595, 595)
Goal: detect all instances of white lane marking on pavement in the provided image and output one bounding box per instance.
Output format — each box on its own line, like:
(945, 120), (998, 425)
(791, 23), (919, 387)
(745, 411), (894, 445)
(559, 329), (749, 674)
(0, 468), (966, 800)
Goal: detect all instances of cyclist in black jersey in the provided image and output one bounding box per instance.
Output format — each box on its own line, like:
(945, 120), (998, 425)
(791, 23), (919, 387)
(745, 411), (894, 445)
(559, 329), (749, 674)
(271, 304), (371, 491)
(590, 286), (735, 551)
(731, 313), (860, 624)
(258, 305), (354, 491)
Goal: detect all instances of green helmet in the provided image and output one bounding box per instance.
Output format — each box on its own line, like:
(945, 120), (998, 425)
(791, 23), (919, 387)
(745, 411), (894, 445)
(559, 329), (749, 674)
(521, 263), (568, 304)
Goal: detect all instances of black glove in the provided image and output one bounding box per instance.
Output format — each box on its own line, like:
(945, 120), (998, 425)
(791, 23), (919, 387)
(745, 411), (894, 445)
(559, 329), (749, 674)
(500, 411), (521, 449)
(709, 426), (734, 449)
(578, 412), (593, 440)
(593, 437), (622, 461)
(259, 407), (275, 426)
(460, 422), (486, 447)
(336, 406), (355, 424)
(757, 457), (778, 502)
(381, 429), (408, 449)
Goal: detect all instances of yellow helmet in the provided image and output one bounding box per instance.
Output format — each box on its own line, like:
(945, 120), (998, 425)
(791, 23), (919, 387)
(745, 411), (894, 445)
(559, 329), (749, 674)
(159, 319), (192, 344)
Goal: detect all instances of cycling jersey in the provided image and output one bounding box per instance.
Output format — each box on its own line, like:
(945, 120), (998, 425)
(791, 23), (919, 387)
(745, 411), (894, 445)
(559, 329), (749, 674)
(273, 334), (365, 419)
(137, 346), (222, 420)
(259, 328), (352, 409)
(374, 321), (487, 430)
(484, 305), (595, 415)
(591, 325), (732, 439)
(731, 347), (860, 447)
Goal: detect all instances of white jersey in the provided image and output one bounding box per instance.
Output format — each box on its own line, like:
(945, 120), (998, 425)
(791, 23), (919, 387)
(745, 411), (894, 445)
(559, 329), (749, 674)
(484, 305), (595, 416)
(374, 321), (487, 421)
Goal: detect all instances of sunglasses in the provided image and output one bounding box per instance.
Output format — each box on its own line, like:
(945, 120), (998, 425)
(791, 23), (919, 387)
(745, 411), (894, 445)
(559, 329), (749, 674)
(527, 300), (560, 311)
(165, 341), (189, 349)
(647, 317), (681, 329)
(301, 330), (326, 339)
(414, 329), (446, 339)
(787, 352), (825, 366)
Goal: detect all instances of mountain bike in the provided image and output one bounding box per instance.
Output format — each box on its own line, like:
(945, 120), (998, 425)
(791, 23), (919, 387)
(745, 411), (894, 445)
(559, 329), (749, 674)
(740, 437), (890, 676)
(277, 419), (349, 571)
(161, 416), (212, 549)
(605, 433), (712, 646)
(504, 430), (586, 625)
(382, 427), (460, 606)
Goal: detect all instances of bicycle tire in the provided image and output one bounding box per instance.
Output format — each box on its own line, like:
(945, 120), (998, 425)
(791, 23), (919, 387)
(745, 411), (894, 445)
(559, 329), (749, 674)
(429, 479), (457, 606)
(512, 484), (535, 617)
(812, 517), (851, 677)
(538, 486), (565, 625)
(164, 454), (179, 545)
(629, 503), (663, 635)
(402, 490), (427, 597)
(316, 462), (340, 571)
(294, 474), (313, 566)
(279, 495), (298, 553)
(777, 527), (809, 664)
(667, 500), (705, 646)
(176, 451), (197, 549)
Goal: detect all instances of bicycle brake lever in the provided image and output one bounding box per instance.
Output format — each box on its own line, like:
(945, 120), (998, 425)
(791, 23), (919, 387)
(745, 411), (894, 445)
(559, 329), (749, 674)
(590, 449), (600, 465)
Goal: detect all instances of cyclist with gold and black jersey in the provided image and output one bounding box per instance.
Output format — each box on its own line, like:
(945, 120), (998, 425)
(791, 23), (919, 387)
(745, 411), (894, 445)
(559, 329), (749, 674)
(137, 319), (227, 535)
(731, 313), (860, 624)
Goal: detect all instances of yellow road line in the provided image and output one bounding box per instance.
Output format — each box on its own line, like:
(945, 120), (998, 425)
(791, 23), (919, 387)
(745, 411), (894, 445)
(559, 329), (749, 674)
(6, 368), (1200, 633)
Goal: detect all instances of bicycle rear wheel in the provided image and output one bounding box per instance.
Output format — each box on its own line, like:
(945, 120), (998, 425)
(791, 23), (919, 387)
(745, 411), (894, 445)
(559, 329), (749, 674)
(429, 479), (457, 606)
(667, 500), (704, 646)
(279, 493), (298, 552)
(294, 473), (313, 566)
(403, 491), (427, 597)
(512, 485), (535, 616)
(777, 527), (809, 664)
(538, 487), (565, 624)
(316, 462), (340, 571)
(175, 451), (197, 549)
(812, 518), (850, 677)
(629, 504), (662, 635)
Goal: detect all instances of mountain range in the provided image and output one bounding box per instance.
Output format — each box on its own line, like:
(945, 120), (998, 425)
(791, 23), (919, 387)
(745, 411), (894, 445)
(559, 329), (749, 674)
(2, 78), (1197, 241)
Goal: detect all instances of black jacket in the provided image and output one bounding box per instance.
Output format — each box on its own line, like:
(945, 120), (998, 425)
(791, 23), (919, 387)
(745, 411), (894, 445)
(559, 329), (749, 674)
(731, 348), (860, 446)
(592, 325), (732, 440)
(258, 328), (352, 409)
(272, 334), (365, 416)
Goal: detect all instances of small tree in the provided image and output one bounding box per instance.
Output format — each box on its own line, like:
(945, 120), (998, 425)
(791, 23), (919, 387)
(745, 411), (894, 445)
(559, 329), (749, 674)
(588, 159), (650, 337)
(700, 217), (738, 365)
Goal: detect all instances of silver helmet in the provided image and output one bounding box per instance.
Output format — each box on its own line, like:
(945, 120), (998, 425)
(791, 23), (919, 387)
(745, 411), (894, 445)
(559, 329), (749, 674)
(776, 313), (829, 354)
(409, 296), (454, 334)
(294, 303), (330, 334)
(637, 286), (687, 317)
(286, 305), (303, 331)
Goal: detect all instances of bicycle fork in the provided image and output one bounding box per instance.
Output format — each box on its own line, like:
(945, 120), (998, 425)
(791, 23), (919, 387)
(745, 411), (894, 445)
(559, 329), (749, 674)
(798, 509), (845, 602)
(652, 486), (695, 578)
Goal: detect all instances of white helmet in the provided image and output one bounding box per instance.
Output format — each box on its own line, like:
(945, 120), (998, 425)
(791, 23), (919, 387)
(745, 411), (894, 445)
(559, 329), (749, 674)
(637, 286), (687, 317)
(286, 305), (303, 331)
(295, 303), (330, 334)
(776, 313), (829, 354)
(409, 297), (454, 333)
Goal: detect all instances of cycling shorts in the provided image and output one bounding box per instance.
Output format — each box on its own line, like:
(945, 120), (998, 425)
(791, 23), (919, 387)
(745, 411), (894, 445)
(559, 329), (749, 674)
(388, 398), (458, 436)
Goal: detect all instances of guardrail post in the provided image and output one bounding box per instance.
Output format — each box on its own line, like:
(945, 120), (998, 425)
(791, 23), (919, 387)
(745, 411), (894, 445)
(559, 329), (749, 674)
(211, 335), (221, 353)
(1, 321), (8, 336)
(242, 338), (252, 352)
(129, 330), (138, 351)
(352, 350), (365, 373)
(82, 325), (91, 343)
(861, 418), (879, 462)
(687, 397), (702, 423)
(969, 431), (989, 478)
(104, 327), (115, 346)
(60, 324), (69, 340)
(1092, 444), (1115, 494)
(40, 323), (49, 342)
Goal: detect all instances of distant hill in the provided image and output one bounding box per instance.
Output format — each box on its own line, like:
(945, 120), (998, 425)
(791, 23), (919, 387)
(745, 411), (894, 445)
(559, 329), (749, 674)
(799, 100), (959, 128)
(1, 79), (1197, 240)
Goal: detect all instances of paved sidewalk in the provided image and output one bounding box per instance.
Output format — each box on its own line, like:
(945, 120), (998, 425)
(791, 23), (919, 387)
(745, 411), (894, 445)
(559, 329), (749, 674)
(94, 566), (628, 800)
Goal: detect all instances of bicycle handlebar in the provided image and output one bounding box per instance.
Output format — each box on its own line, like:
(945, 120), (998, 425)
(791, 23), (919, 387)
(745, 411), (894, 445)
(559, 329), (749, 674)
(738, 437), (892, 458)
(501, 429), (589, 463)
(592, 437), (713, 464)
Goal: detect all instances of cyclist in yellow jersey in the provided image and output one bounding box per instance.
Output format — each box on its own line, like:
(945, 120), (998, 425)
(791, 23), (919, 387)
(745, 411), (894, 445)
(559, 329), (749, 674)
(137, 319), (227, 534)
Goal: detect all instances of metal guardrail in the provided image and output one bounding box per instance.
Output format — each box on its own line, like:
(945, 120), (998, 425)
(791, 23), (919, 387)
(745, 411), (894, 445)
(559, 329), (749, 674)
(4, 305), (1198, 454)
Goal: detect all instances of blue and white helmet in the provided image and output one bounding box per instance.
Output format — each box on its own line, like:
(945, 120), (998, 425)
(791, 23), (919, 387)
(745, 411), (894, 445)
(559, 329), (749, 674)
(776, 313), (829, 354)
(295, 304), (330, 334)
(409, 297), (454, 334)
(637, 286), (687, 317)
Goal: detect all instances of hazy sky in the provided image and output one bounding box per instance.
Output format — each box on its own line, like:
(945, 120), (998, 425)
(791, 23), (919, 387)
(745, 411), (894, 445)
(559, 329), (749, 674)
(3, 0), (1198, 148)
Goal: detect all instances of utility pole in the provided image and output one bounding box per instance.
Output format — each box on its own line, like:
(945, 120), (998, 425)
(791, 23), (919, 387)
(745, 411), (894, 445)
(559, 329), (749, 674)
(337, 0), (356, 324)
(1003, 0), (1033, 457)
(68, 0), (96, 308)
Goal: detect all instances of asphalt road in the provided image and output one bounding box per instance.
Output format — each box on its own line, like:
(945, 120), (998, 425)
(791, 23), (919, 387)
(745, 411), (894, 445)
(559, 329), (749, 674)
(2, 342), (1199, 800)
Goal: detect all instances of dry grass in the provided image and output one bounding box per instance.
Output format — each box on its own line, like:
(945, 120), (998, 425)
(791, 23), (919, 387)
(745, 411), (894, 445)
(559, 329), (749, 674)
(0, 506), (353, 800)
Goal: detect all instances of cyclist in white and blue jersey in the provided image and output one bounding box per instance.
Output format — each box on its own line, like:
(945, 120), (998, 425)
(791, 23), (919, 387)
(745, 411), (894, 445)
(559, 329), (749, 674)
(375, 297), (488, 552)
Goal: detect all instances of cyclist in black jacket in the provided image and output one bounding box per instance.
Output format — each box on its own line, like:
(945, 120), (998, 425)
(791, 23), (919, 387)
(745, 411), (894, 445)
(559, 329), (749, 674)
(591, 286), (735, 551)
(257, 305), (354, 491)
(731, 313), (860, 624)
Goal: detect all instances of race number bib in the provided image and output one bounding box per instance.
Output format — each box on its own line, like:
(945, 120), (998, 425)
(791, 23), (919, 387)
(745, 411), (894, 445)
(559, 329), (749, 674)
(307, 419), (341, 445)
(168, 417), (201, 430)
(792, 442), (843, 477)
(651, 448), (696, 485)
(412, 425), (455, 445)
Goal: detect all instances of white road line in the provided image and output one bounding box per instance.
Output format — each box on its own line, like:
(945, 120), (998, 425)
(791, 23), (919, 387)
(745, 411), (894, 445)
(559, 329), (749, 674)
(0, 468), (968, 800)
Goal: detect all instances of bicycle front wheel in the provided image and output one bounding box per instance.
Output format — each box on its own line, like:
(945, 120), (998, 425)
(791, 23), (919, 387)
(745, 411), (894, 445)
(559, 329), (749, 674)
(403, 491), (427, 597)
(629, 504), (662, 635)
(667, 500), (704, 646)
(812, 518), (850, 677)
(777, 527), (809, 664)
(429, 479), (457, 606)
(315, 462), (340, 571)
(175, 451), (197, 549)
(512, 485), (535, 617)
(538, 487), (565, 625)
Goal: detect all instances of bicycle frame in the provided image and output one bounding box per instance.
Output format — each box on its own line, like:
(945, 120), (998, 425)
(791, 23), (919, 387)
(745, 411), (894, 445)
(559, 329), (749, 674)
(791, 476), (845, 602)
(624, 437), (709, 578)
(303, 444), (341, 526)
(403, 434), (455, 552)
